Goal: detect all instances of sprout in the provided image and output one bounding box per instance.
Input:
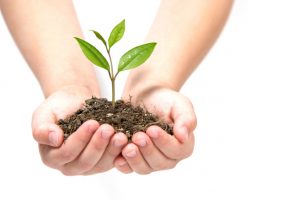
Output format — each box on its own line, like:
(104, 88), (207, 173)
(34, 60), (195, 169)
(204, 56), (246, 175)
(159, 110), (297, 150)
(74, 19), (156, 106)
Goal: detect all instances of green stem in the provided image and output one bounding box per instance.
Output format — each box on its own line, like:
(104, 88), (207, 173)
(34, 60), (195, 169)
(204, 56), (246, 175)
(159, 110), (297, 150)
(111, 77), (116, 107)
(115, 71), (119, 78)
(107, 47), (114, 78)
(105, 46), (114, 79)
(107, 47), (116, 106)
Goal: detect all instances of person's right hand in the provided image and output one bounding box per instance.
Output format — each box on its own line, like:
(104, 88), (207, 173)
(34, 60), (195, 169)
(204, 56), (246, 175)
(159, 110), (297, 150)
(32, 85), (128, 176)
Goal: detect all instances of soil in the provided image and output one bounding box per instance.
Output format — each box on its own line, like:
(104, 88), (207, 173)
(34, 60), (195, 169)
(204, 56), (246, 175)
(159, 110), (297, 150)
(58, 97), (173, 140)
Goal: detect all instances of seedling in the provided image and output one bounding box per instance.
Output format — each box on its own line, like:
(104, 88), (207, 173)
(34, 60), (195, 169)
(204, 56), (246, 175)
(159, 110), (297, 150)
(74, 19), (156, 106)
(59, 20), (171, 141)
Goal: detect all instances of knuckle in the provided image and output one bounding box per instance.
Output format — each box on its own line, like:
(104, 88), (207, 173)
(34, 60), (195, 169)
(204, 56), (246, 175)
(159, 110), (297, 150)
(38, 146), (56, 168)
(95, 165), (110, 173)
(32, 124), (47, 142)
(170, 150), (183, 160)
(166, 161), (178, 170)
(117, 167), (132, 174)
(60, 149), (75, 162)
(60, 169), (76, 176)
(151, 162), (168, 171)
(40, 156), (52, 167)
(158, 135), (170, 147)
(183, 136), (195, 159)
(96, 168), (106, 173)
(181, 147), (194, 160)
(142, 145), (155, 157)
(171, 135), (195, 160)
(107, 149), (118, 158)
(121, 170), (132, 174)
(136, 170), (152, 175)
(96, 161), (111, 173)
(76, 134), (90, 145)
(190, 116), (197, 130)
(91, 140), (106, 151)
(77, 160), (93, 172)
(167, 164), (175, 170)
(186, 115), (197, 131)
(151, 160), (177, 171)
(185, 149), (194, 158)
(82, 172), (94, 176)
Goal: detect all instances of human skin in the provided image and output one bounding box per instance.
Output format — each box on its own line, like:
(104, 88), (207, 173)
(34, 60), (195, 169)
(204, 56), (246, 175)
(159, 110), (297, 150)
(0, 0), (128, 175)
(0, 0), (233, 175)
(114, 0), (234, 174)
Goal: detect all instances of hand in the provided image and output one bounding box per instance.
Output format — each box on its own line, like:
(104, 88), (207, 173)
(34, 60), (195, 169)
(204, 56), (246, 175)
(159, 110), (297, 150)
(114, 86), (197, 174)
(32, 85), (128, 176)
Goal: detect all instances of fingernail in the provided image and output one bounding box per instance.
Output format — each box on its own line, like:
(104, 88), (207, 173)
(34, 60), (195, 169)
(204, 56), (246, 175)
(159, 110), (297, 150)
(126, 150), (137, 158)
(148, 129), (159, 139)
(49, 131), (59, 146)
(101, 129), (112, 139)
(136, 139), (147, 147)
(180, 127), (189, 143)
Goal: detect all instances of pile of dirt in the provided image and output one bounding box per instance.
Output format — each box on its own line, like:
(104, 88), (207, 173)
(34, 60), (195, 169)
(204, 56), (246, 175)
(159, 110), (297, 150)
(58, 97), (173, 140)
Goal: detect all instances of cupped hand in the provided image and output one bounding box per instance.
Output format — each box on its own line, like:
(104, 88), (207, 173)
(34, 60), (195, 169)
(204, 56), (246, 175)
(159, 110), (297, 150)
(114, 86), (197, 174)
(32, 85), (127, 176)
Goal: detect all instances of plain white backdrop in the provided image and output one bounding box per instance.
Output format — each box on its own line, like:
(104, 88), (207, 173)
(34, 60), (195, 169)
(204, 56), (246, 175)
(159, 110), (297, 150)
(1, 0), (300, 199)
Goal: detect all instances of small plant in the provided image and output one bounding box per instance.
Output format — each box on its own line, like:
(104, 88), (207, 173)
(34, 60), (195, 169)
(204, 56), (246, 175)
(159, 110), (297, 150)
(74, 19), (156, 106)
(59, 19), (172, 140)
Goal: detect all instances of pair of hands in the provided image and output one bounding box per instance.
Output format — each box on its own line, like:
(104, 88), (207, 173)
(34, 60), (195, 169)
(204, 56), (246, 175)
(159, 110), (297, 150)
(32, 85), (196, 175)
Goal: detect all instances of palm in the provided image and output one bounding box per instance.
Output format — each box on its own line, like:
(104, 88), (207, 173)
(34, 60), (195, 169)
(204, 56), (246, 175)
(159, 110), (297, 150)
(44, 89), (91, 121)
(134, 88), (191, 125)
(32, 85), (96, 147)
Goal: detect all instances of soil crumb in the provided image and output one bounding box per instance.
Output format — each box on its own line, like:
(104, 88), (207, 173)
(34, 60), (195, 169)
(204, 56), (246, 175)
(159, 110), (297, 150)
(58, 97), (173, 140)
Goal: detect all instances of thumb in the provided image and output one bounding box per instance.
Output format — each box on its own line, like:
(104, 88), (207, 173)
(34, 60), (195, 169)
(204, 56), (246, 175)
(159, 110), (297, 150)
(31, 105), (64, 147)
(172, 98), (197, 143)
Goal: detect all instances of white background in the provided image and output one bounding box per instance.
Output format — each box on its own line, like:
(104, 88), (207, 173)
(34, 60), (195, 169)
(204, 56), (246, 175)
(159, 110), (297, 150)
(1, 0), (300, 200)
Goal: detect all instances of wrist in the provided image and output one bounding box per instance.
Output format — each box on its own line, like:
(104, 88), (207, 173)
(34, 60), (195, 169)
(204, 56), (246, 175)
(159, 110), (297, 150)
(123, 63), (185, 95)
(37, 63), (100, 98)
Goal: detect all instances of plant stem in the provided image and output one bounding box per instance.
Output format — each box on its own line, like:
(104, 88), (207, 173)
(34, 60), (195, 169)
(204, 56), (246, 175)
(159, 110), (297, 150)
(111, 77), (116, 107)
(107, 48), (114, 78)
(107, 47), (116, 106)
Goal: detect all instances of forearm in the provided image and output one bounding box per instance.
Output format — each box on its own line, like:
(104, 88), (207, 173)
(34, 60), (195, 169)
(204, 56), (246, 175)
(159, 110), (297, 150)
(0, 0), (99, 97)
(125, 0), (233, 92)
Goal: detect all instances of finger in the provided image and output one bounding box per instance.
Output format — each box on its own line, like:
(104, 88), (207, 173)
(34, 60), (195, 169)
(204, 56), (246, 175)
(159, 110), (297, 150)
(122, 143), (152, 175)
(172, 98), (197, 143)
(44, 120), (99, 168)
(61, 124), (114, 174)
(132, 132), (177, 171)
(84, 132), (128, 175)
(32, 106), (64, 147)
(114, 155), (133, 174)
(146, 126), (195, 160)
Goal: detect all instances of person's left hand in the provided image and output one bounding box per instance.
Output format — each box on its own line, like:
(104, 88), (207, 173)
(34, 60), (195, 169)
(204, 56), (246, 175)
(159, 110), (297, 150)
(114, 87), (197, 174)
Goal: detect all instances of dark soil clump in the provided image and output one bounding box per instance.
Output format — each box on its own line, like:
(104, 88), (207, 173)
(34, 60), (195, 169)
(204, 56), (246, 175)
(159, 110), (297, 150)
(58, 97), (173, 140)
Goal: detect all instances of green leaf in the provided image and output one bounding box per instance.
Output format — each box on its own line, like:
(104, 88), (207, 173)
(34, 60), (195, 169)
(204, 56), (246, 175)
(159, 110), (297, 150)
(108, 19), (125, 49)
(118, 42), (157, 72)
(74, 37), (109, 71)
(90, 30), (107, 48)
